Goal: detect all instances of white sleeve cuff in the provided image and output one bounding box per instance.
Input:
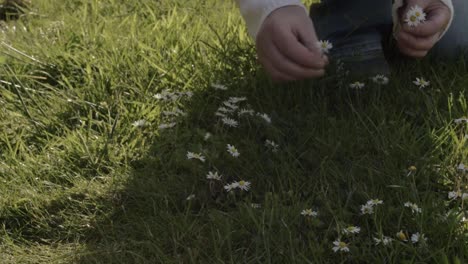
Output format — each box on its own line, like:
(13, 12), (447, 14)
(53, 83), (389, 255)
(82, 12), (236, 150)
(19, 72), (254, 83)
(235, 0), (307, 40)
(392, 0), (454, 40)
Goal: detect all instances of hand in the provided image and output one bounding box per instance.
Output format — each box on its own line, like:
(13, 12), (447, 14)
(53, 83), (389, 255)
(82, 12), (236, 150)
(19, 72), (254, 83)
(397, 0), (451, 58)
(256, 6), (329, 82)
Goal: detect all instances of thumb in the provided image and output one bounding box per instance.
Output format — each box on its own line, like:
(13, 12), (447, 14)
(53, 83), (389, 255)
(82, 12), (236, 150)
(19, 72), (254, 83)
(296, 21), (329, 63)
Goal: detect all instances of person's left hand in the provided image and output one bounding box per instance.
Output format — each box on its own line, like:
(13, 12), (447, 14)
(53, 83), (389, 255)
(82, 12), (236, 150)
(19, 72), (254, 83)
(396, 0), (451, 58)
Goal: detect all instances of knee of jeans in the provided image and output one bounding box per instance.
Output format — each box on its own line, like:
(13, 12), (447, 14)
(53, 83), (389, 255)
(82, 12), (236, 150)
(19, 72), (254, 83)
(431, 40), (468, 61)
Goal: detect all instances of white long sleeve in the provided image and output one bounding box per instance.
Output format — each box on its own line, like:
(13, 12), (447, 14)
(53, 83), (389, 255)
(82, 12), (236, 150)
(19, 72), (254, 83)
(234, 0), (306, 39)
(235, 0), (454, 41)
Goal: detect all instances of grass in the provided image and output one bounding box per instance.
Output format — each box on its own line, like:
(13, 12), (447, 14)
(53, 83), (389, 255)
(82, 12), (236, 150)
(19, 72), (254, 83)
(0, 0), (467, 263)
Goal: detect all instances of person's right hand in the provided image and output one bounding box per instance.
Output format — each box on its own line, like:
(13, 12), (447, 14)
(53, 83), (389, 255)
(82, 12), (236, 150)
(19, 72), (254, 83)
(256, 5), (329, 82)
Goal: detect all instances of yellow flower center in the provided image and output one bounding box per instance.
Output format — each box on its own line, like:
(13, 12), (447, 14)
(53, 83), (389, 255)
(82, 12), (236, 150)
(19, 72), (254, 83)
(410, 15), (417, 22)
(409, 166), (417, 171)
(239, 180), (245, 186)
(415, 12), (421, 17)
(339, 242), (347, 248)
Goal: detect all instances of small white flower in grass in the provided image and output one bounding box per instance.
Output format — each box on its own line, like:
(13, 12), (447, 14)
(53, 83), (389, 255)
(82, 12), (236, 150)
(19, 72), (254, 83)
(215, 112), (227, 118)
(265, 140), (279, 152)
(454, 117), (468, 124)
(204, 132), (212, 141)
(227, 97), (247, 104)
(404, 202), (422, 214)
(448, 191), (459, 199)
(184, 91), (194, 98)
(212, 83), (228, 90)
(224, 182), (238, 192)
(457, 163), (467, 172)
(217, 107), (234, 114)
(366, 199), (384, 206)
(227, 144), (240, 157)
(300, 209), (318, 217)
(360, 204), (374, 215)
(238, 108), (255, 116)
(411, 232), (427, 244)
(237, 180), (251, 191)
(317, 40), (333, 54)
(206, 171), (222, 181)
(222, 117), (239, 128)
(186, 152), (206, 163)
(349, 81), (365, 89)
(405, 5), (427, 27)
(251, 203), (261, 209)
(158, 122), (176, 130)
(371, 74), (389, 85)
(396, 230), (409, 242)
(186, 194), (196, 201)
(223, 101), (239, 110)
(374, 236), (393, 246)
(132, 119), (148, 128)
(332, 240), (350, 253)
(343, 226), (361, 235)
(462, 193), (468, 200)
(257, 113), (272, 124)
(413, 77), (430, 89)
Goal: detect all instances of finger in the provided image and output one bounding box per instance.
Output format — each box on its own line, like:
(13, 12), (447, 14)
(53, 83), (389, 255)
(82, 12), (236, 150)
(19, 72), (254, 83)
(272, 25), (327, 69)
(397, 41), (428, 58)
(397, 31), (436, 51)
(258, 43), (325, 80)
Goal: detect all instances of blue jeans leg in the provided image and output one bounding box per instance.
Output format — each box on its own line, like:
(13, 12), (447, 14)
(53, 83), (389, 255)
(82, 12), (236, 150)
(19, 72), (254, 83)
(431, 0), (468, 60)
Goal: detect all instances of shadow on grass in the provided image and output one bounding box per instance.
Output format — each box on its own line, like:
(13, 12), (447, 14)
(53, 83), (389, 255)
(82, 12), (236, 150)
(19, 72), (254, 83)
(69, 52), (468, 263)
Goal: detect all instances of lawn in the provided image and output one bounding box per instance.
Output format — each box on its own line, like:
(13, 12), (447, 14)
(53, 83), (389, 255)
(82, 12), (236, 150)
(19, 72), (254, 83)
(0, 0), (467, 263)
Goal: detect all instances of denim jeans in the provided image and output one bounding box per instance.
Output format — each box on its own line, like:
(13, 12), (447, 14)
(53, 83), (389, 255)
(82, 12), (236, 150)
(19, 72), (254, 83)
(310, 0), (468, 60)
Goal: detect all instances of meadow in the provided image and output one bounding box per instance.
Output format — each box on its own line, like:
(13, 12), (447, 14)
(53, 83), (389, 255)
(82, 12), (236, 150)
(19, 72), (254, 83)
(0, 0), (467, 263)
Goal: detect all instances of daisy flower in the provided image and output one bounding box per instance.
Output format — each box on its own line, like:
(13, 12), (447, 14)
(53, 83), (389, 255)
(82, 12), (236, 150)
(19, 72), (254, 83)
(405, 5), (427, 27)
(217, 107), (234, 114)
(317, 40), (333, 54)
(454, 117), (468, 124)
(300, 209), (318, 217)
(457, 163), (467, 172)
(265, 140), (279, 152)
(396, 230), (408, 242)
(448, 191), (460, 200)
(186, 151), (206, 163)
(227, 144), (240, 157)
(371, 74), (389, 85)
(212, 83), (228, 90)
(251, 203), (261, 209)
(404, 202), (422, 214)
(343, 226), (361, 235)
(132, 119), (148, 128)
(349, 81), (365, 89)
(158, 122), (176, 130)
(204, 132), (212, 141)
(237, 180), (251, 191)
(238, 108), (255, 116)
(411, 232), (427, 244)
(227, 97), (247, 104)
(413, 77), (430, 89)
(374, 236), (393, 246)
(360, 204), (374, 215)
(332, 240), (350, 253)
(224, 182), (239, 192)
(223, 101), (239, 110)
(366, 199), (384, 206)
(186, 194), (196, 201)
(257, 113), (272, 124)
(222, 117), (239, 128)
(206, 171), (222, 181)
